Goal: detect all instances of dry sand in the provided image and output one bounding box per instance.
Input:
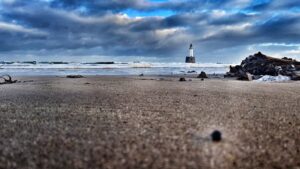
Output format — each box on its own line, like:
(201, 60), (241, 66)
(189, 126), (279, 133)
(0, 76), (299, 169)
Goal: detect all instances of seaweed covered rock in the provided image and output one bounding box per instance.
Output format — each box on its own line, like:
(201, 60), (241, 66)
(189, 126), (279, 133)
(225, 52), (300, 80)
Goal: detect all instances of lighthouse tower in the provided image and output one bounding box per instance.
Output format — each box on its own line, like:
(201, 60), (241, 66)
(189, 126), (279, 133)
(185, 44), (196, 63)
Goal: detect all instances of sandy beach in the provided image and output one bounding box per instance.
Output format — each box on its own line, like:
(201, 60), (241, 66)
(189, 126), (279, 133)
(0, 76), (299, 169)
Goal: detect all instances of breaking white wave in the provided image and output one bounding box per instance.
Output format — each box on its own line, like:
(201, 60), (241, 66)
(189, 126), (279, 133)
(255, 75), (291, 82)
(0, 62), (230, 76)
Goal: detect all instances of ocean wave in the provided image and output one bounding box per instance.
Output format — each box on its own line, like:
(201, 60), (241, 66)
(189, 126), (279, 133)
(0, 62), (230, 69)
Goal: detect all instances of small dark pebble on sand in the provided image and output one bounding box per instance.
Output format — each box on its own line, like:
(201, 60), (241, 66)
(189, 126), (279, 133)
(179, 77), (186, 81)
(211, 130), (222, 142)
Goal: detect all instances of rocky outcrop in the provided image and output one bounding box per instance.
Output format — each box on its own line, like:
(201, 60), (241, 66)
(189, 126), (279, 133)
(225, 52), (300, 80)
(197, 71), (208, 78)
(291, 72), (300, 80)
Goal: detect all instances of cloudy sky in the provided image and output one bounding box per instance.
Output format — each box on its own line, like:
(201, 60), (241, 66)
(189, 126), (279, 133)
(0, 0), (299, 63)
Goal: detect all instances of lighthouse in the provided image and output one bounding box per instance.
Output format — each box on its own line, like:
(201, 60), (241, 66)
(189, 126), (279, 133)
(185, 44), (196, 63)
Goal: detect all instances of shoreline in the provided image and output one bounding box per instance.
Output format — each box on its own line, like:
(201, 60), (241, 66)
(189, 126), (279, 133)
(6, 74), (299, 83)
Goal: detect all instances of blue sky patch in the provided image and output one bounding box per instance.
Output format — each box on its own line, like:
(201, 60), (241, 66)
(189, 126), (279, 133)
(123, 9), (175, 17)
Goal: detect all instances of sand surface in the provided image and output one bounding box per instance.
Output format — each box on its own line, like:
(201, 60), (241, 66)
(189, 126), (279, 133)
(0, 76), (299, 169)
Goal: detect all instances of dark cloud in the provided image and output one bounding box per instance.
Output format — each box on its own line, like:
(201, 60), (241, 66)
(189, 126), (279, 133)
(0, 0), (299, 62)
(49, 0), (202, 13)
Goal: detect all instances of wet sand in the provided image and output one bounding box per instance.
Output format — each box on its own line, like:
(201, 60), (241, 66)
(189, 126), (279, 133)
(0, 76), (299, 169)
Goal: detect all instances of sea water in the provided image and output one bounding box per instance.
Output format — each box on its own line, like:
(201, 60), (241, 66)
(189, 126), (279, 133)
(0, 62), (230, 76)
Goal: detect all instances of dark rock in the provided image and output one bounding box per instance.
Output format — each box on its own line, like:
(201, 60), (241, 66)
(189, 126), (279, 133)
(224, 73), (235, 78)
(139, 73), (144, 77)
(66, 75), (84, 78)
(282, 57), (294, 61)
(201, 78), (204, 81)
(226, 52), (300, 80)
(187, 70), (196, 73)
(179, 77), (186, 82)
(291, 71), (300, 80)
(197, 71), (208, 78)
(211, 130), (222, 142)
